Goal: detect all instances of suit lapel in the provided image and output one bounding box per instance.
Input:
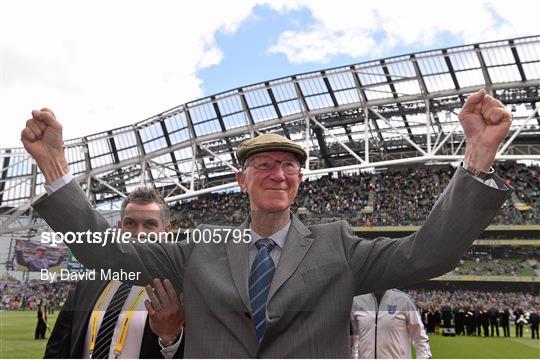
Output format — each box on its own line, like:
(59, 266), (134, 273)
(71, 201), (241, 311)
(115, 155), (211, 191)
(73, 280), (110, 358)
(268, 214), (313, 302)
(226, 218), (251, 312)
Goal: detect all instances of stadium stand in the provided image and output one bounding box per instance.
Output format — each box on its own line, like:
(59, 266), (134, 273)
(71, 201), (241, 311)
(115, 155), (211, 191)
(450, 247), (539, 277)
(0, 280), (75, 311)
(170, 162), (539, 228)
(407, 288), (539, 317)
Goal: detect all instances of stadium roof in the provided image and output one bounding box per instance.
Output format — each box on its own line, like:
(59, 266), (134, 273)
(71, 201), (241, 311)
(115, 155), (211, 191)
(1, 35), (540, 233)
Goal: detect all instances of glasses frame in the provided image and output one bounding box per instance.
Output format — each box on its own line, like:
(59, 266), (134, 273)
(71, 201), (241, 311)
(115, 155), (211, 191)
(243, 155), (302, 175)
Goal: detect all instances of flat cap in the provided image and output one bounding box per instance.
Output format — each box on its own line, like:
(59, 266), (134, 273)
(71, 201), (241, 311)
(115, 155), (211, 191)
(236, 133), (307, 167)
(35, 246), (46, 251)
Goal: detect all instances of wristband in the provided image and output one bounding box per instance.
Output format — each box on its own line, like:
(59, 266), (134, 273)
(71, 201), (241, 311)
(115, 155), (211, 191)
(462, 161), (494, 180)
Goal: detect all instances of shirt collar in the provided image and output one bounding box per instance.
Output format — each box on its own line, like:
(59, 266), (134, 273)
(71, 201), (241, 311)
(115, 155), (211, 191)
(248, 219), (291, 250)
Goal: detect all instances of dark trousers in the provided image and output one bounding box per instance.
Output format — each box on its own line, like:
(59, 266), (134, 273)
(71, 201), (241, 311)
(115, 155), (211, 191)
(466, 323), (475, 335)
(35, 320), (46, 339)
(516, 323), (524, 337)
(501, 323), (510, 337)
(482, 323), (489, 337)
(532, 325), (539, 339)
(490, 319), (499, 336)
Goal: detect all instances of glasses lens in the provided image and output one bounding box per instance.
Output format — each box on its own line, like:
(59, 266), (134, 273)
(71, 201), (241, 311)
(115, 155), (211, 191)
(281, 161), (300, 175)
(250, 156), (274, 170)
(248, 156), (300, 174)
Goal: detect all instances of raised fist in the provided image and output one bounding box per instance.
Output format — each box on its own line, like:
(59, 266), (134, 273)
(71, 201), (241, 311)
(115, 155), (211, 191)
(459, 89), (512, 172)
(21, 108), (68, 184)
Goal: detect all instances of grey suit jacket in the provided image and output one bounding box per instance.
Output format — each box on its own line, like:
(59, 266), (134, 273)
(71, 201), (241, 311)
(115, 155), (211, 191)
(33, 167), (511, 358)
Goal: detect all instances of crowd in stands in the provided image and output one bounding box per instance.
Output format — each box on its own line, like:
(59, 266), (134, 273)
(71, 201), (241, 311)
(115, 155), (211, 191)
(492, 162), (540, 225)
(408, 288), (539, 313)
(171, 162), (540, 228)
(3, 279), (535, 313)
(451, 259), (537, 277)
(449, 248), (539, 277)
(0, 280), (75, 312)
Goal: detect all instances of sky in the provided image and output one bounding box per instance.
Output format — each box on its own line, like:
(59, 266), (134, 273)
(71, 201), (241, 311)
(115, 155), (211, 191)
(1, 0), (539, 148)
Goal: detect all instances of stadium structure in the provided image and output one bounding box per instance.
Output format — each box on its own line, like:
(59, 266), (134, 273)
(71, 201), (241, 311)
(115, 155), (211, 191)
(1, 35), (539, 285)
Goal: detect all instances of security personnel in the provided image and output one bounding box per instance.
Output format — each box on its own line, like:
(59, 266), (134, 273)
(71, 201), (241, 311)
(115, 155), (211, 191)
(530, 308), (539, 339)
(487, 304), (499, 336)
(454, 307), (466, 335)
(499, 307), (510, 337)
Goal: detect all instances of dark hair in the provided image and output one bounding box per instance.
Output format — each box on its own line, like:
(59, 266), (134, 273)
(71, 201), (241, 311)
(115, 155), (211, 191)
(120, 187), (170, 225)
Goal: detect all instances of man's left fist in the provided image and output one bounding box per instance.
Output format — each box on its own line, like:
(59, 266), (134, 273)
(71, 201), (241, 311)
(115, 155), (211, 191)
(459, 89), (512, 172)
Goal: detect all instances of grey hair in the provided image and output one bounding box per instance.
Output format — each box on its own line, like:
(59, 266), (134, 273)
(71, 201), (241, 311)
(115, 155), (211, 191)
(120, 187), (170, 225)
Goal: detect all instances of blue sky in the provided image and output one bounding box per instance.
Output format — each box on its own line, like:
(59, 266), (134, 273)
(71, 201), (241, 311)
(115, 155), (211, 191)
(199, 5), (471, 96)
(2, 0), (538, 148)
(199, 5), (328, 95)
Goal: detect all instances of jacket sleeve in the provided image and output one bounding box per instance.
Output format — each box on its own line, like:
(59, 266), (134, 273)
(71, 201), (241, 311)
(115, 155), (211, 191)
(44, 289), (75, 358)
(404, 298), (432, 359)
(32, 179), (193, 291)
(342, 166), (512, 294)
(15, 248), (29, 267)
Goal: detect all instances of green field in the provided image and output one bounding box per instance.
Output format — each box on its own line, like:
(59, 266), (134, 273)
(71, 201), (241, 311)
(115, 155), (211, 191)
(0, 311), (59, 358)
(1, 311), (539, 358)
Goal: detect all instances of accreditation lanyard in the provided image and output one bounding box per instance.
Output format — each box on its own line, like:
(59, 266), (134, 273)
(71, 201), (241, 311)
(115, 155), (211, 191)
(89, 283), (145, 359)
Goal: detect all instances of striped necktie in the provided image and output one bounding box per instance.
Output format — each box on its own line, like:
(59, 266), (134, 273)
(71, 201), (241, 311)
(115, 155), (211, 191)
(249, 238), (276, 343)
(92, 282), (132, 358)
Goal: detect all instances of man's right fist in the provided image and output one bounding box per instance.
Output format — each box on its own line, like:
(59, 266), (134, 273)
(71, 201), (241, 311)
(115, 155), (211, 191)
(21, 108), (68, 185)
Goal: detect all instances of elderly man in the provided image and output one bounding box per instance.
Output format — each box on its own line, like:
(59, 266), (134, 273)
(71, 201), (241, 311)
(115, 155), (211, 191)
(22, 89), (512, 358)
(16, 242), (64, 272)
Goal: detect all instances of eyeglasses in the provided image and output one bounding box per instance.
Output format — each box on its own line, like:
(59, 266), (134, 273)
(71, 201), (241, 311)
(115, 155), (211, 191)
(244, 156), (301, 175)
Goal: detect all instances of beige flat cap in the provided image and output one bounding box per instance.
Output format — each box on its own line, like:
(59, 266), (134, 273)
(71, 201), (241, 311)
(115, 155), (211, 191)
(236, 133), (307, 166)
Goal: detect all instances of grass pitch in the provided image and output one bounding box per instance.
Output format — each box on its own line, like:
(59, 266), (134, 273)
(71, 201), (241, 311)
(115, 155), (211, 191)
(427, 331), (539, 358)
(1, 311), (539, 358)
(1, 310), (59, 358)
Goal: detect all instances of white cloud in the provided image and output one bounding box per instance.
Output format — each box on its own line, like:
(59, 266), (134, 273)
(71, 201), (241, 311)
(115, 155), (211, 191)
(267, 0), (540, 64)
(0, 0), (259, 148)
(2, 0), (537, 149)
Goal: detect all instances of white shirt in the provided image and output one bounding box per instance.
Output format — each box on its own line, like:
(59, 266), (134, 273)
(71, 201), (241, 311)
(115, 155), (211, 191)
(248, 220), (291, 271)
(351, 289), (432, 359)
(82, 280), (181, 359)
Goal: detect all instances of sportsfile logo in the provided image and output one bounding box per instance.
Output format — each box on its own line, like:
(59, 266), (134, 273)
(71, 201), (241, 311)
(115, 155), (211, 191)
(40, 228), (252, 246)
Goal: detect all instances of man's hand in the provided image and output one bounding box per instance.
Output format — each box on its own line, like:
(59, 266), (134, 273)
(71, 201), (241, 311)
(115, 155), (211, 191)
(21, 108), (68, 185)
(145, 278), (185, 347)
(459, 89), (512, 172)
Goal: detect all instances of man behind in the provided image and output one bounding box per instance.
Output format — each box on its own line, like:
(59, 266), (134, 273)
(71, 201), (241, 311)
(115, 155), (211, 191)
(530, 307), (539, 339)
(36, 301), (48, 340)
(23, 89), (513, 357)
(350, 289), (432, 359)
(45, 188), (185, 358)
